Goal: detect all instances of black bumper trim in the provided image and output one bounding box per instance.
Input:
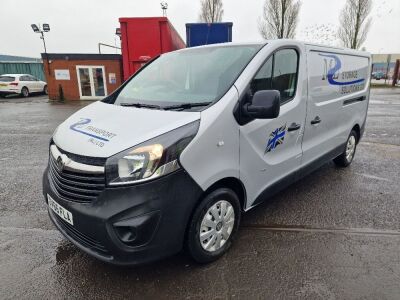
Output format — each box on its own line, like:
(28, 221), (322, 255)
(43, 167), (203, 266)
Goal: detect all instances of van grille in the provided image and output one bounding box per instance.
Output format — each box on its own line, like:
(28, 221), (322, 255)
(48, 146), (106, 203)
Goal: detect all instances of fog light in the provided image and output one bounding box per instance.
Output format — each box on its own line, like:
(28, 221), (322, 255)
(112, 211), (160, 247)
(114, 226), (137, 243)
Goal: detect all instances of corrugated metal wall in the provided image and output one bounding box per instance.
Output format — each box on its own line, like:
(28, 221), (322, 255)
(0, 62), (45, 81)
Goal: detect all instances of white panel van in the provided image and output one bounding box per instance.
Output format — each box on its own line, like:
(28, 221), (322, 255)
(43, 40), (371, 265)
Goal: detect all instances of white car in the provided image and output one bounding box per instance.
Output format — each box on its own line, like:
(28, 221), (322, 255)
(0, 74), (47, 98)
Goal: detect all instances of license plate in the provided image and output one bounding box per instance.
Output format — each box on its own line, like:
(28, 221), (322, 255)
(48, 194), (74, 225)
(0, 83), (7, 87)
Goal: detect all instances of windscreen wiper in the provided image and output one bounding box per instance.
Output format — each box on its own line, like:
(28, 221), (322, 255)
(163, 102), (212, 111)
(120, 103), (163, 110)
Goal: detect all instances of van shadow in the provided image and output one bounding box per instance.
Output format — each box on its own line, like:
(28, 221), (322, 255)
(52, 162), (350, 297)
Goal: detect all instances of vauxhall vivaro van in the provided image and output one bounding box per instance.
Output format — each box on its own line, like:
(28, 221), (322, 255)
(43, 40), (371, 265)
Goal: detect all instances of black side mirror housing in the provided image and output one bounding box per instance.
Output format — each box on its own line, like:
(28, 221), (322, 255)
(244, 90), (280, 119)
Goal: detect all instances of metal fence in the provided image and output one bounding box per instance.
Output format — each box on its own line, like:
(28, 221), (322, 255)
(0, 62), (45, 81)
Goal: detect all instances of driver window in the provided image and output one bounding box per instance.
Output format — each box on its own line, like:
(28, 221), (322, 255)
(250, 57), (272, 95)
(250, 48), (299, 104)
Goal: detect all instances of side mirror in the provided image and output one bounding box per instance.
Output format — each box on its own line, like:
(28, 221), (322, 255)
(244, 90), (280, 119)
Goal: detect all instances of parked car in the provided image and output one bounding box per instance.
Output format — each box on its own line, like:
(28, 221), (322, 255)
(43, 40), (371, 265)
(372, 71), (386, 80)
(0, 74), (47, 98)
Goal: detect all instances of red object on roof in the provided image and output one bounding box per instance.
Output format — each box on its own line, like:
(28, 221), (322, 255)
(119, 17), (186, 81)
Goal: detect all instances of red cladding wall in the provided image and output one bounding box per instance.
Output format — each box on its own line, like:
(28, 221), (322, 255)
(119, 17), (186, 80)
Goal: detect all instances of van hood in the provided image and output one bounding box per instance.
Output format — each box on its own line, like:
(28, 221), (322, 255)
(53, 101), (201, 158)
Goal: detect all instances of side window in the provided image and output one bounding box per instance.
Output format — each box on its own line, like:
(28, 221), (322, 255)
(250, 57), (272, 94)
(250, 49), (299, 104)
(273, 49), (298, 103)
(28, 75), (37, 81)
(19, 76), (27, 81)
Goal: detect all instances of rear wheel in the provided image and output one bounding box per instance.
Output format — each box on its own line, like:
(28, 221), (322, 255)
(186, 188), (241, 263)
(333, 129), (358, 167)
(21, 87), (29, 98)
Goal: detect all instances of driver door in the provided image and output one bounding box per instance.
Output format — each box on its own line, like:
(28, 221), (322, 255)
(239, 48), (307, 208)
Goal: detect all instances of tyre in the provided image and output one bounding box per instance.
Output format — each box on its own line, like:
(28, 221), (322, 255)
(21, 87), (29, 98)
(186, 188), (241, 263)
(43, 85), (48, 95)
(333, 129), (358, 167)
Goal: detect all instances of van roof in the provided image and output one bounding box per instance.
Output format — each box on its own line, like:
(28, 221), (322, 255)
(178, 40), (371, 57)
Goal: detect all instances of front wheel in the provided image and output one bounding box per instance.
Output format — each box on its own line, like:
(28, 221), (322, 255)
(186, 188), (241, 263)
(333, 129), (358, 167)
(43, 85), (48, 95)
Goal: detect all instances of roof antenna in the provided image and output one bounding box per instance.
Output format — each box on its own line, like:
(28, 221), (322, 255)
(161, 1), (168, 17)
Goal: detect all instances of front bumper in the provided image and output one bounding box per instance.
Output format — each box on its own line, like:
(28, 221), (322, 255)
(43, 167), (203, 265)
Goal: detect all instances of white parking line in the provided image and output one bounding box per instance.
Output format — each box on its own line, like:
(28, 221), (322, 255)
(242, 225), (400, 237)
(355, 172), (391, 182)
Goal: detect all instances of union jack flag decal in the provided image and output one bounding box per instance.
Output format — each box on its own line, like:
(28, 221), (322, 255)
(265, 124), (286, 153)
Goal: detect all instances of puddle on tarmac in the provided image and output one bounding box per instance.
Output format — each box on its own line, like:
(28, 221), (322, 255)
(56, 240), (79, 264)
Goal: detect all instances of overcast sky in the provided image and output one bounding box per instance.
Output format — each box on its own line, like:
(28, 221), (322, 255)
(0, 0), (398, 58)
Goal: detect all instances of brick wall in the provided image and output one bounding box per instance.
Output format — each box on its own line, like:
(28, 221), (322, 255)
(42, 55), (123, 101)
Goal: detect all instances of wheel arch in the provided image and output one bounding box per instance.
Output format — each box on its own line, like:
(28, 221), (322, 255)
(201, 177), (247, 212)
(183, 175), (246, 254)
(21, 86), (29, 94)
(352, 123), (361, 143)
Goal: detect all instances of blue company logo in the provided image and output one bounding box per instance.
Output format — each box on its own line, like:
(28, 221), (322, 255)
(70, 118), (110, 142)
(319, 54), (365, 86)
(266, 125), (286, 153)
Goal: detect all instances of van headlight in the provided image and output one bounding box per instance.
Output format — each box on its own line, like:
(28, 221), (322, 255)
(105, 121), (199, 186)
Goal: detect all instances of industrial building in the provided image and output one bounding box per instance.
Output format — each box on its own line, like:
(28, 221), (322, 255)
(372, 53), (400, 76)
(0, 54), (45, 81)
(41, 53), (123, 101)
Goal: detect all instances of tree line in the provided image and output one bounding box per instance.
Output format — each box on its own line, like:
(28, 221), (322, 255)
(198, 0), (373, 49)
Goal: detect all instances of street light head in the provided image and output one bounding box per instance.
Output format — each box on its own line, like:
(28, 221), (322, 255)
(161, 1), (168, 10)
(42, 23), (50, 32)
(115, 28), (121, 37)
(31, 24), (40, 33)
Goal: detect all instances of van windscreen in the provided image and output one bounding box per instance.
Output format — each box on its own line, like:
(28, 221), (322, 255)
(113, 45), (263, 108)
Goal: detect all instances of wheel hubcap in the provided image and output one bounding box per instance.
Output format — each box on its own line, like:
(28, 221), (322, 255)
(346, 135), (356, 162)
(199, 200), (235, 252)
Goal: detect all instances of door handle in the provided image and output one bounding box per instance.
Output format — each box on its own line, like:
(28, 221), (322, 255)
(287, 122), (301, 132)
(311, 116), (321, 125)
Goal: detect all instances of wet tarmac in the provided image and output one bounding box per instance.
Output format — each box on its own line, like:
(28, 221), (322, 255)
(1, 89), (400, 299)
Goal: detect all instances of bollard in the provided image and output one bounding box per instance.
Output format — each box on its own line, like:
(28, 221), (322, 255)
(393, 60), (400, 87)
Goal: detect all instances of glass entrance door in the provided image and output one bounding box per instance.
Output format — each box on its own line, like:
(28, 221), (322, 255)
(92, 68), (105, 97)
(76, 66), (107, 100)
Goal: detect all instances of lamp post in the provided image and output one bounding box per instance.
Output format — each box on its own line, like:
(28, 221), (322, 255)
(31, 23), (51, 75)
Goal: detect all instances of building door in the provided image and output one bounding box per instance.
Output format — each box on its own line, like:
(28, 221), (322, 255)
(76, 66), (108, 100)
